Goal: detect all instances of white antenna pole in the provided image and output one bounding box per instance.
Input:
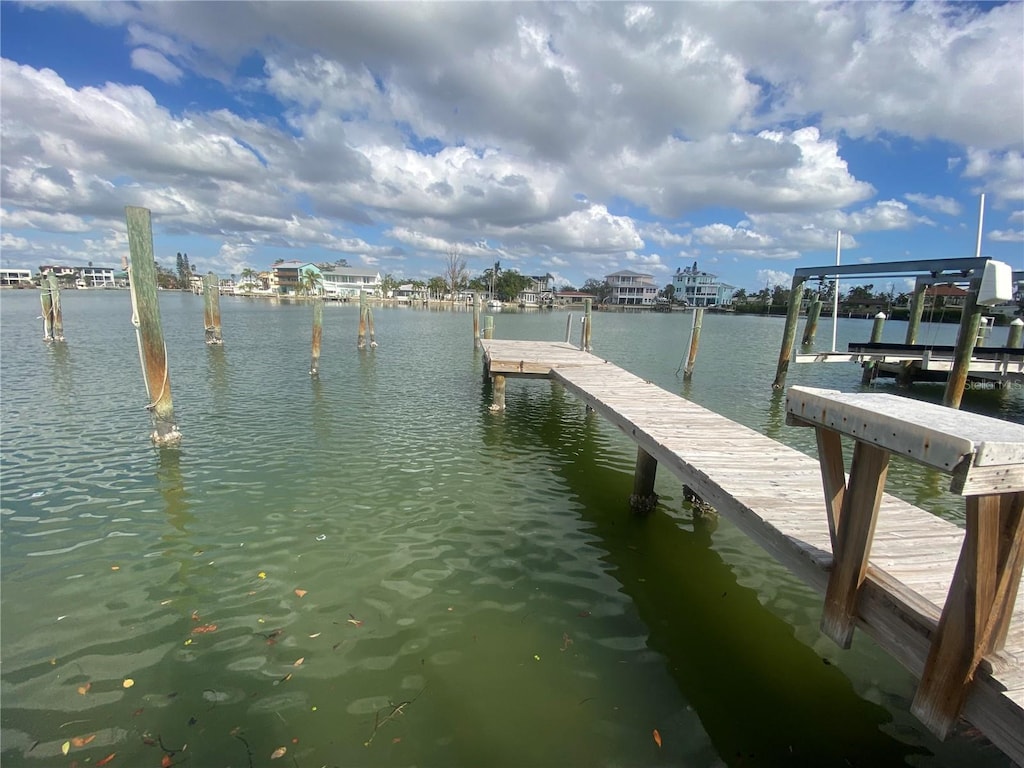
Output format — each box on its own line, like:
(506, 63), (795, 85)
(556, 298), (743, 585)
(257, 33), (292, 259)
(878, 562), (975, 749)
(974, 193), (985, 258)
(831, 230), (841, 352)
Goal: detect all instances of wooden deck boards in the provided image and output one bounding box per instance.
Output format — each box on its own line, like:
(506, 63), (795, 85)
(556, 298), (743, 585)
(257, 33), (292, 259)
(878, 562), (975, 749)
(480, 339), (1024, 763)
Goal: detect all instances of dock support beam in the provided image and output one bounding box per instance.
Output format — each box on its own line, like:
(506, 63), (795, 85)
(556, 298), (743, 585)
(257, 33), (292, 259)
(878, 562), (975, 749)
(202, 272), (223, 345)
(943, 280), (982, 409)
(772, 276), (807, 390)
(629, 446), (658, 514)
(820, 441), (890, 648)
(912, 491), (1024, 739)
(801, 299), (822, 346)
(125, 205), (181, 446)
(310, 296), (323, 377)
(860, 312), (886, 384)
(490, 374), (506, 411)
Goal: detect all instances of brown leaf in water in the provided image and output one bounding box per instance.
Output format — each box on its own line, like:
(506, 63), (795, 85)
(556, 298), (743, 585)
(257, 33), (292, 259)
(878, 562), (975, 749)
(653, 729), (662, 748)
(70, 735), (96, 747)
(77, 682), (91, 695)
(347, 614), (364, 627)
(293, 657), (304, 666)
(294, 589), (307, 598)
(96, 753), (116, 766)
(191, 624), (217, 634)
(161, 755), (173, 768)
(270, 746), (287, 759)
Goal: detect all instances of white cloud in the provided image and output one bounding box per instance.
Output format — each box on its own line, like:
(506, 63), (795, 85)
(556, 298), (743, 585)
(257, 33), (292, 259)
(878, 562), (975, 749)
(756, 269), (792, 289)
(130, 48), (184, 83)
(904, 194), (962, 217)
(988, 229), (1024, 243)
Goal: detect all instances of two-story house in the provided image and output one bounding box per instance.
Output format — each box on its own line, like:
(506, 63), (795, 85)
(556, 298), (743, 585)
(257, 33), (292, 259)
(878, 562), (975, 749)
(673, 263), (734, 307)
(320, 266), (381, 299)
(606, 270), (658, 306)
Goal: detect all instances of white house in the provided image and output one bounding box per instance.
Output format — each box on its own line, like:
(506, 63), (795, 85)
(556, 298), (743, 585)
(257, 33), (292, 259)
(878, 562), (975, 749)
(606, 270), (658, 306)
(1, 267), (33, 286)
(321, 266), (381, 298)
(516, 274), (555, 307)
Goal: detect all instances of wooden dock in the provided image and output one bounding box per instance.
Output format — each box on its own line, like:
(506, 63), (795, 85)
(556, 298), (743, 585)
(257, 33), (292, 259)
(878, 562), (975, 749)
(480, 338), (1024, 763)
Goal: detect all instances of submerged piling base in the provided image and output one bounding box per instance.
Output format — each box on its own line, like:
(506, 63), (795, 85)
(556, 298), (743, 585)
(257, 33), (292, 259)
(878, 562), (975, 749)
(629, 446), (658, 514)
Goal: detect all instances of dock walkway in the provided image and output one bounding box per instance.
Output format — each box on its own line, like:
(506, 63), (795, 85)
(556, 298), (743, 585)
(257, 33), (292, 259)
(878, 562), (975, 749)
(480, 338), (1024, 763)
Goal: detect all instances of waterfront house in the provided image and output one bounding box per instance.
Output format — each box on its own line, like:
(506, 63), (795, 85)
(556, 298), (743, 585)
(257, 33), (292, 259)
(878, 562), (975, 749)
(394, 283), (428, 302)
(606, 270), (658, 306)
(0, 267), (33, 287)
(924, 283), (968, 309)
(321, 266), (382, 299)
(517, 274), (555, 307)
(673, 263), (734, 307)
(270, 261), (319, 295)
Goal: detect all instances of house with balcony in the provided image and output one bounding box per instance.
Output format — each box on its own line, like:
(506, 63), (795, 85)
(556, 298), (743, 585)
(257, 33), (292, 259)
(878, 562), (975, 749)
(1, 267), (33, 287)
(270, 261), (320, 294)
(606, 270), (658, 306)
(320, 266), (381, 299)
(673, 263), (734, 307)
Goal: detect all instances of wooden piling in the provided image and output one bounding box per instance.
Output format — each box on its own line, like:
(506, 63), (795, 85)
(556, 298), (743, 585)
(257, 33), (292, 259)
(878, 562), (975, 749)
(860, 312), (886, 384)
(125, 205), (181, 445)
(366, 302), (377, 349)
(309, 296), (324, 377)
(357, 291), (367, 349)
(483, 315), (494, 340)
(1007, 318), (1024, 348)
(900, 279), (929, 385)
(47, 272), (65, 341)
(582, 298), (593, 352)
(772, 277), (807, 389)
(683, 307), (704, 381)
(473, 294), (481, 346)
(801, 299), (822, 346)
(943, 280), (982, 409)
(564, 313), (574, 344)
(40, 277), (54, 341)
(202, 272), (223, 345)
(491, 373), (506, 411)
(629, 446), (658, 514)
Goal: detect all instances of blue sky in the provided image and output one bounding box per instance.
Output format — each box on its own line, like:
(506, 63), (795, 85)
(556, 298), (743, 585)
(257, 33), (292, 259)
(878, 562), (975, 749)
(2, 1), (1022, 292)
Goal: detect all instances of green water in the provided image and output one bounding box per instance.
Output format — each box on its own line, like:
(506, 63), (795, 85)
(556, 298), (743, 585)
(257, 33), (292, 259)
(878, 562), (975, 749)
(1, 291), (1020, 767)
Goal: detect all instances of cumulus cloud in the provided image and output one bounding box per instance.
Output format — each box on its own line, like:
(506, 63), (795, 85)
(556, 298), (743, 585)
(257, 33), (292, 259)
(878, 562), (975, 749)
(905, 194), (962, 217)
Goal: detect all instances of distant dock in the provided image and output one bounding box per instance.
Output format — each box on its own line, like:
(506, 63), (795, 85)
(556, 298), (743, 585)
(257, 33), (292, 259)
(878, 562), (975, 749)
(480, 337), (1024, 763)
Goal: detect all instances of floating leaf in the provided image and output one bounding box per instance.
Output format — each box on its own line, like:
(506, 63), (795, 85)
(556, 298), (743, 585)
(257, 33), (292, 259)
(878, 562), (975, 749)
(61, 742), (71, 755)
(191, 610), (200, 621)
(293, 657), (304, 667)
(96, 753), (116, 766)
(122, 678), (135, 688)
(347, 614), (364, 627)
(77, 682), (91, 695)
(392, 737), (402, 744)
(191, 624), (217, 634)
(653, 729), (662, 748)
(294, 589), (307, 598)
(270, 746), (287, 759)
(308, 632), (321, 638)
(257, 571), (267, 580)
(161, 755), (173, 768)
(110, 566), (120, 571)
(71, 735), (96, 747)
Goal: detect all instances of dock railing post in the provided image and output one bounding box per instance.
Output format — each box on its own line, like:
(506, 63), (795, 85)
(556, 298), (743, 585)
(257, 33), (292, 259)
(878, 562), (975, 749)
(684, 307), (704, 381)
(801, 299), (822, 346)
(943, 279), (982, 409)
(564, 313), (573, 344)
(1007, 317), (1024, 348)
(860, 312), (886, 384)
(310, 295), (324, 377)
(772, 277), (807, 389)
(483, 315), (494, 340)
(125, 205), (181, 446)
(202, 272), (223, 345)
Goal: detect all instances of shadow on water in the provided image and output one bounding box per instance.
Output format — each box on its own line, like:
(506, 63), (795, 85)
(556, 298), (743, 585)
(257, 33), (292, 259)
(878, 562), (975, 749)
(482, 380), (932, 767)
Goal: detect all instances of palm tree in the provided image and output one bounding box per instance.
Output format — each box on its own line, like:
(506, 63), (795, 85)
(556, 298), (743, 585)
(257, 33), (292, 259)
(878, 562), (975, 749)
(297, 267), (324, 297)
(240, 267), (257, 292)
